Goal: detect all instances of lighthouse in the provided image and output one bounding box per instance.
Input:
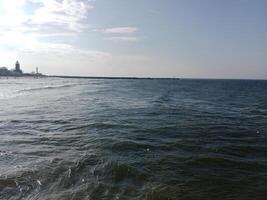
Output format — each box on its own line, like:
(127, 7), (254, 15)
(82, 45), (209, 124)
(15, 61), (22, 74)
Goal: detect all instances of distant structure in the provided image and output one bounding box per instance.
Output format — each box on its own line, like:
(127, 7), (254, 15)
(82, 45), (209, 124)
(15, 61), (22, 74)
(0, 61), (44, 77)
(0, 67), (9, 76)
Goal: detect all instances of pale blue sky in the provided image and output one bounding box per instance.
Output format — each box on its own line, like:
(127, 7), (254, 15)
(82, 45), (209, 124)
(0, 0), (266, 79)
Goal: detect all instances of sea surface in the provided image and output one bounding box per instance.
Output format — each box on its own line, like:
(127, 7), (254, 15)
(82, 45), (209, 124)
(0, 77), (267, 200)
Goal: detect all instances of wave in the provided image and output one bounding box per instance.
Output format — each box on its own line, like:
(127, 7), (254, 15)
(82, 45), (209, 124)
(0, 91), (25, 100)
(18, 84), (77, 93)
(0, 154), (149, 200)
(0, 84), (77, 100)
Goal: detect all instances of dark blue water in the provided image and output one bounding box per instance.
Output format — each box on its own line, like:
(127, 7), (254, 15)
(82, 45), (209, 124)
(0, 78), (267, 200)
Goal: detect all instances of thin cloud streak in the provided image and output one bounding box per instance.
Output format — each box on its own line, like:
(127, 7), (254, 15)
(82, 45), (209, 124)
(104, 27), (138, 34)
(100, 26), (141, 42)
(104, 36), (140, 42)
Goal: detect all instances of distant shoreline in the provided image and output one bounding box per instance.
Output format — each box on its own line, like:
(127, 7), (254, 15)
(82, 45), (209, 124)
(0, 74), (46, 78)
(0, 75), (179, 80)
(1, 75), (266, 81)
(49, 75), (180, 80)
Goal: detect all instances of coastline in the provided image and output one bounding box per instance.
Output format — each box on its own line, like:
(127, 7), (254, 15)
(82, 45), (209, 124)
(49, 75), (180, 80)
(1, 75), (266, 81)
(0, 75), (180, 80)
(0, 74), (46, 78)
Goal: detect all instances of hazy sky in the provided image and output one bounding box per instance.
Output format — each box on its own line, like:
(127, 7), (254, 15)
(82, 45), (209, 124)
(0, 0), (266, 78)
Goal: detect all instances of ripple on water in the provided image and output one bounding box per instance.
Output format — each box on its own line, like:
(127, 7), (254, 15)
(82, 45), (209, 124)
(1, 78), (267, 199)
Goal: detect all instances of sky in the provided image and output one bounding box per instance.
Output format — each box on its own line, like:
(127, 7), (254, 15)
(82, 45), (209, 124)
(0, 0), (266, 79)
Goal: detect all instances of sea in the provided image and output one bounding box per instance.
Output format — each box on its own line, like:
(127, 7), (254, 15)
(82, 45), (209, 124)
(0, 77), (266, 200)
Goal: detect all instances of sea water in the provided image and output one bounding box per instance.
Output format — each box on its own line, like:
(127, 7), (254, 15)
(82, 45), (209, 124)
(0, 77), (267, 199)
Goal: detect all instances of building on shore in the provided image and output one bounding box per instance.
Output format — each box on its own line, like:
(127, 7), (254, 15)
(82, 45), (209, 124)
(15, 61), (22, 74)
(0, 61), (43, 77)
(0, 67), (9, 76)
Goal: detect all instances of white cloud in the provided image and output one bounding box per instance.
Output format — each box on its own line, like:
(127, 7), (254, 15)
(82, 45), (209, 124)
(27, 0), (93, 33)
(0, 0), (93, 37)
(104, 27), (138, 34)
(0, 0), (28, 29)
(105, 36), (140, 42)
(0, 0), (95, 64)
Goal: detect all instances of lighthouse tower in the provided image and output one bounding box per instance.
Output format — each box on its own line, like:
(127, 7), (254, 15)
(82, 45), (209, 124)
(15, 61), (22, 74)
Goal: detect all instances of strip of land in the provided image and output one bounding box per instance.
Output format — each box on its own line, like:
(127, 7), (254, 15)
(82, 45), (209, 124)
(50, 75), (179, 80)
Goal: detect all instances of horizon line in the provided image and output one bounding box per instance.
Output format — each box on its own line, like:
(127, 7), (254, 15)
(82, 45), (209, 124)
(49, 75), (267, 81)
